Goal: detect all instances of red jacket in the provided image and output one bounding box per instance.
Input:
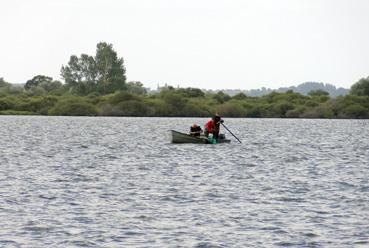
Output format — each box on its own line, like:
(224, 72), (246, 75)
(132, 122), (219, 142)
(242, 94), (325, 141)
(204, 120), (216, 133)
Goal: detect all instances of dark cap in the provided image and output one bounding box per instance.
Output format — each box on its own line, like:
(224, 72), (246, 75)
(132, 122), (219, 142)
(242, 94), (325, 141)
(212, 114), (221, 121)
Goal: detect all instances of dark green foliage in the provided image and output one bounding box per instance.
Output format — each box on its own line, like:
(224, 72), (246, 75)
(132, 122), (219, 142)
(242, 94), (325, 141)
(61, 42), (126, 95)
(49, 98), (98, 116)
(25, 75), (53, 90)
(126, 81), (147, 95)
(350, 77), (369, 96)
(232, 92), (248, 100)
(24, 75), (63, 96)
(308, 89), (329, 96)
(177, 87), (205, 98)
(0, 84), (24, 97)
(245, 105), (263, 118)
(159, 90), (187, 115)
(181, 102), (206, 117)
(333, 95), (369, 118)
(162, 93), (186, 110)
(115, 100), (150, 116)
(40, 80), (63, 92)
(0, 78), (10, 88)
(108, 91), (138, 104)
(95, 42), (126, 94)
(301, 104), (335, 118)
(0, 97), (15, 111)
(218, 101), (246, 117)
(343, 104), (368, 118)
(213, 91), (231, 103)
(143, 99), (173, 116)
(272, 101), (295, 117)
(0, 86), (368, 118)
(17, 96), (58, 114)
(0, 110), (35, 115)
(285, 106), (306, 118)
(60, 54), (97, 95)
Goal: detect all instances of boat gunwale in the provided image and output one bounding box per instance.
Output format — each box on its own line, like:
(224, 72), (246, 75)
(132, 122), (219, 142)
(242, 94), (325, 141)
(170, 130), (231, 144)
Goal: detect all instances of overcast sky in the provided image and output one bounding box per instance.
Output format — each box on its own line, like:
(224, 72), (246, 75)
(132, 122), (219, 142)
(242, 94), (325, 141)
(1, 0), (369, 90)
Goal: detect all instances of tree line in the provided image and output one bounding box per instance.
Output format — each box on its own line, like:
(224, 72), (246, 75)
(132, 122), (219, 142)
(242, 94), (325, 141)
(0, 42), (368, 118)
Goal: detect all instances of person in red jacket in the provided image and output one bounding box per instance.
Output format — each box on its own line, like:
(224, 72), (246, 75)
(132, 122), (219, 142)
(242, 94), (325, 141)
(204, 114), (223, 140)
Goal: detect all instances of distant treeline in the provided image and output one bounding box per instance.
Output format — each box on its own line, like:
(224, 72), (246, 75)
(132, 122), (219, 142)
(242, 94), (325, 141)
(215, 82), (349, 97)
(0, 42), (368, 118)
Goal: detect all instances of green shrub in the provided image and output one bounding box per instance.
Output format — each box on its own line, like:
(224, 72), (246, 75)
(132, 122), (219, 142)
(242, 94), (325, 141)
(350, 77), (369, 96)
(217, 101), (246, 117)
(114, 100), (150, 116)
(342, 104), (368, 118)
(181, 102), (207, 117)
(16, 96), (57, 114)
(49, 98), (97, 116)
(0, 97), (16, 111)
(161, 93), (186, 112)
(232, 93), (248, 100)
(244, 105), (262, 118)
(285, 106), (306, 118)
(0, 110), (35, 115)
(212, 91), (231, 104)
(108, 91), (138, 104)
(301, 105), (334, 118)
(272, 101), (295, 117)
(145, 99), (175, 116)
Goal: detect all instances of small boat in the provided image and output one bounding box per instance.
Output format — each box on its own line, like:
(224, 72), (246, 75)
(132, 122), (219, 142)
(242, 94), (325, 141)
(171, 130), (231, 144)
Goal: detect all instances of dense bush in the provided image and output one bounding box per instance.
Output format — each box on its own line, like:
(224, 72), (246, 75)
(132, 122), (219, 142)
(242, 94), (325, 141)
(0, 83), (368, 118)
(16, 96), (56, 114)
(350, 77), (369, 96)
(0, 97), (16, 111)
(108, 91), (139, 104)
(49, 98), (98, 116)
(217, 101), (246, 117)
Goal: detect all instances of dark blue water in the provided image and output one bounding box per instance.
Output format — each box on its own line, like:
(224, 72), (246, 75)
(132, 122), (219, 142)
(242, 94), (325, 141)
(0, 116), (368, 247)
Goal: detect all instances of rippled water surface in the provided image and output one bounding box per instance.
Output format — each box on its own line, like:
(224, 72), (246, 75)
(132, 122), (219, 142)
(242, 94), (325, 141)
(0, 116), (368, 247)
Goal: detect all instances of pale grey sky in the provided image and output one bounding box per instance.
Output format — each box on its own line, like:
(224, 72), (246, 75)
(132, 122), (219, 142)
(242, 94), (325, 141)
(1, 0), (368, 90)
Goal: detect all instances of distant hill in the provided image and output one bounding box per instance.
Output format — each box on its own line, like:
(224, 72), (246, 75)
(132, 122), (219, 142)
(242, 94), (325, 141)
(216, 82), (349, 97)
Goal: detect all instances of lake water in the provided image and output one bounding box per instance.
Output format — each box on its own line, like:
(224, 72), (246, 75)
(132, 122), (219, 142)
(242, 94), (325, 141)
(0, 116), (368, 247)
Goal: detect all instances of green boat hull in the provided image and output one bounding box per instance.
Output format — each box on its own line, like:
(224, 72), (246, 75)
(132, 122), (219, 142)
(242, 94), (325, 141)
(171, 130), (231, 144)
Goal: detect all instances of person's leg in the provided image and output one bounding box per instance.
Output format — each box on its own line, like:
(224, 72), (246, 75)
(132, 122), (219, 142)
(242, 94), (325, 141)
(214, 125), (220, 140)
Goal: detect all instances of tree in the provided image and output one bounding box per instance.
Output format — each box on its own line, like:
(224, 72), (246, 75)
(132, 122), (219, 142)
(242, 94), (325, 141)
(24, 75), (63, 96)
(39, 80), (63, 92)
(61, 54), (98, 95)
(350, 77), (369, 96)
(0, 78), (10, 88)
(232, 92), (247, 100)
(25, 75), (53, 90)
(177, 87), (205, 98)
(308, 89), (329, 97)
(213, 91), (231, 103)
(61, 42), (126, 95)
(95, 42), (126, 94)
(126, 81), (147, 95)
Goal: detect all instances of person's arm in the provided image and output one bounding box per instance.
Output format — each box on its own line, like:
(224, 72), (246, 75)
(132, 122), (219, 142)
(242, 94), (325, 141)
(196, 127), (203, 134)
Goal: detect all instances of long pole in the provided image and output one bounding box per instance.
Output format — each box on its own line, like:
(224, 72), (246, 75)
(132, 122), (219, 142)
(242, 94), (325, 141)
(205, 109), (242, 143)
(220, 122), (242, 143)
